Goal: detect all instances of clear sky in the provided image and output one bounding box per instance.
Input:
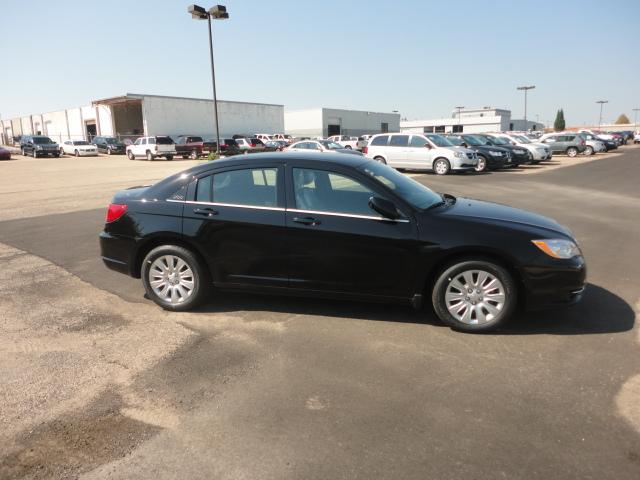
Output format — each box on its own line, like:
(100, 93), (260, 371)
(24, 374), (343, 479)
(1, 0), (638, 126)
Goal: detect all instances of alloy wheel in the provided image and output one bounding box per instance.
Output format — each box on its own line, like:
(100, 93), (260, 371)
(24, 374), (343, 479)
(148, 255), (195, 304)
(445, 270), (506, 325)
(475, 157), (487, 172)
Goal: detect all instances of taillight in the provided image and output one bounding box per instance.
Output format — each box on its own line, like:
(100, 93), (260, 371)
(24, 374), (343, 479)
(362, 146), (368, 154)
(105, 204), (128, 223)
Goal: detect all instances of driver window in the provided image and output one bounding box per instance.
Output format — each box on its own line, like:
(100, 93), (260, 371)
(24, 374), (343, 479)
(293, 168), (380, 216)
(410, 136), (428, 148)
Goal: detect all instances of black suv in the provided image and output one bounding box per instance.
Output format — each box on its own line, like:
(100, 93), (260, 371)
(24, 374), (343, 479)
(20, 135), (60, 158)
(93, 136), (126, 155)
(445, 134), (511, 172)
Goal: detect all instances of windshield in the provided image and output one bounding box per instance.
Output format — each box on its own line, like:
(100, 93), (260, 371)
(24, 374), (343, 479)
(426, 134), (453, 147)
(360, 161), (442, 210)
(32, 137), (53, 144)
(461, 135), (484, 146)
(514, 135), (531, 143)
(487, 136), (509, 145)
(320, 140), (344, 150)
(447, 136), (464, 146)
(73, 141), (90, 146)
(104, 138), (120, 144)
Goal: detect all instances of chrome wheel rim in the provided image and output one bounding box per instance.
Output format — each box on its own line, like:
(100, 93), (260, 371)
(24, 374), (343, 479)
(445, 270), (506, 325)
(435, 160), (448, 174)
(148, 255), (195, 304)
(567, 149), (577, 157)
(475, 158), (486, 172)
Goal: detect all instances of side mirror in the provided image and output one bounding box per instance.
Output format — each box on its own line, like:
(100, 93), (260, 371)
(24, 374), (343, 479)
(461, 142), (468, 148)
(424, 143), (432, 149)
(369, 196), (400, 220)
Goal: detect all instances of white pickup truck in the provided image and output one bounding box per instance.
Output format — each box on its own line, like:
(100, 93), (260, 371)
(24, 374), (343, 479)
(327, 135), (359, 150)
(126, 136), (176, 161)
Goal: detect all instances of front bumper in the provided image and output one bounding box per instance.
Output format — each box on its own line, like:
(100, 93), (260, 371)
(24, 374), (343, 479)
(522, 255), (587, 310)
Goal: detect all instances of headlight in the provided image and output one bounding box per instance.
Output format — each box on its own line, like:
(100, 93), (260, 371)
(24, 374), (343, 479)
(514, 149), (525, 154)
(532, 239), (581, 259)
(36, 145), (43, 150)
(488, 150), (503, 156)
(454, 151), (464, 158)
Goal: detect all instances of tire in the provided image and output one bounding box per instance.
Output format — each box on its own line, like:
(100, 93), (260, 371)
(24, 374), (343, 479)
(107, 148), (112, 155)
(190, 150), (198, 160)
(146, 151), (154, 161)
(584, 146), (594, 156)
(433, 158), (451, 175)
(74, 149), (79, 157)
(431, 259), (517, 332)
(21, 148), (26, 156)
(566, 147), (578, 157)
(166, 155), (174, 161)
(373, 156), (387, 164)
(127, 150), (135, 160)
(33, 149), (38, 158)
(475, 156), (487, 173)
(182, 155), (189, 159)
(345, 145), (352, 150)
(54, 154), (60, 158)
(141, 245), (208, 312)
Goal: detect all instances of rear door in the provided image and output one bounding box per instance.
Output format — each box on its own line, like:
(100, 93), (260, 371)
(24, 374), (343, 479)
(386, 134), (410, 167)
(284, 163), (419, 298)
(182, 164), (289, 287)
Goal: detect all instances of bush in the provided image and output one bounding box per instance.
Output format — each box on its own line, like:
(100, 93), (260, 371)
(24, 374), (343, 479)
(206, 152), (220, 161)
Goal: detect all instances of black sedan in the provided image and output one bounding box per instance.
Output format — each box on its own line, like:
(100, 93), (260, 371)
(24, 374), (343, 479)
(100, 152), (586, 332)
(476, 134), (531, 167)
(445, 134), (511, 172)
(93, 136), (127, 155)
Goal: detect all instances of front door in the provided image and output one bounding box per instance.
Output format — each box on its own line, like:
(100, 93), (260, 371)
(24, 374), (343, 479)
(285, 165), (419, 299)
(182, 165), (289, 287)
(405, 135), (434, 169)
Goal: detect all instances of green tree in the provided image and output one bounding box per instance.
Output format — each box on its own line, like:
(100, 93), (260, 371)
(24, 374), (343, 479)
(615, 114), (631, 124)
(553, 109), (566, 131)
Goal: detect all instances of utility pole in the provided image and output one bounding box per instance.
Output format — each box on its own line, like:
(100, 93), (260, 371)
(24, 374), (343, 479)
(517, 85), (536, 131)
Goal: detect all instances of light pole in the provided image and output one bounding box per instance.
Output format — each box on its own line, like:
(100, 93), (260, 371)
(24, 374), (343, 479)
(517, 85), (535, 132)
(633, 108), (640, 132)
(188, 4), (229, 155)
(455, 106), (464, 129)
(596, 100), (608, 131)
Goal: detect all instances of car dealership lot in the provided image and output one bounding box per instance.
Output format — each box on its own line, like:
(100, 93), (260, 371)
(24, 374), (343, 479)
(1, 148), (639, 478)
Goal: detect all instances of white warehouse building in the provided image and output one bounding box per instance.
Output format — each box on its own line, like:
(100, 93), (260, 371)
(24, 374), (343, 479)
(400, 107), (544, 135)
(285, 108), (400, 138)
(1, 93), (284, 144)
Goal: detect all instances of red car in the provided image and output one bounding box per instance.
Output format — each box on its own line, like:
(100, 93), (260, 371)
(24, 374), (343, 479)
(0, 146), (12, 160)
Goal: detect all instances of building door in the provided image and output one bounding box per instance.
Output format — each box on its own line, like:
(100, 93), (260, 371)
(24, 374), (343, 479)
(327, 124), (341, 136)
(86, 122), (97, 140)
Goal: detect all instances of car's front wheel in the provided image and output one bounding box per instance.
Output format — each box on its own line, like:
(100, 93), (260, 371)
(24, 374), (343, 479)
(141, 245), (208, 312)
(566, 147), (578, 157)
(584, 146), (594, 156)
(431, 259), (517, 332)
(127, 150), (135, 160)
(475, 156), (487, 173)
(190, 150), (198, 160)
(433, 158), (451, 175)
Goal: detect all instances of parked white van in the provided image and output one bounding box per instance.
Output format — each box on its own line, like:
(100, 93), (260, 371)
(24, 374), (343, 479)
(363, 133), (478, 175)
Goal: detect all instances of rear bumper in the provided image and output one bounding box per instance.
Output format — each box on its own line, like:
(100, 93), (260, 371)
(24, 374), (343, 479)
(99, 231), (136, 276)
(522, 255), (587, 310)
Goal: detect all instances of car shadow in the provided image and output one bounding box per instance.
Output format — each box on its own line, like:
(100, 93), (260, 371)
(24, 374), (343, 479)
(192, 283), (634, 336)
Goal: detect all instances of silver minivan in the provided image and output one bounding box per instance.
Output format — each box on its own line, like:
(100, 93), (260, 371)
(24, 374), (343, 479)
(364, 133), (478, 175)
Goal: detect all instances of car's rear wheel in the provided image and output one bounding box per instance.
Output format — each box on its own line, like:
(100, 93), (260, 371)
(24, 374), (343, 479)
(433, 158), (451, 175)
(373, 156), (386, 164)
(166, 155), (174, 161)
(566, 147), (578, 157)
(127, 150), (135, 160)
(475, 156), (487, 173)
(141, 245), (208, 312)
(431, 259), (517, 332)
(146, 151), (154, 161)
(107, 148), (112, 155)
(75, 149), (79, 157)
(584, 146), (594, 156)
(21, 148), (26, 156)
(345, 145), (352, 149)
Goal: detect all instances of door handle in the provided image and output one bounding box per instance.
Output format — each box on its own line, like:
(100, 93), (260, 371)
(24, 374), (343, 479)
(293, 216), (321, 226)
(193, 207), (218, 217)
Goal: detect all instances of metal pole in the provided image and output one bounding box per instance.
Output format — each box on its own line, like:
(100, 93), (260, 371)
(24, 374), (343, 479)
(599, 103), (603, 130)
(207, 14), (221, 155)
(632, 108), (639, 132)
(523, 90), (527, 131)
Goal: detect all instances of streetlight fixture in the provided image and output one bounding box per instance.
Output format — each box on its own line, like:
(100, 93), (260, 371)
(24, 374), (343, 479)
(517, 85), (535, 132)
(596, 100), (608, 131)
(188, 4), (229, 154)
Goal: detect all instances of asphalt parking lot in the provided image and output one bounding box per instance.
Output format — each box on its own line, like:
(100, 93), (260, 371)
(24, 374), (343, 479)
(1, 148), (639, 479)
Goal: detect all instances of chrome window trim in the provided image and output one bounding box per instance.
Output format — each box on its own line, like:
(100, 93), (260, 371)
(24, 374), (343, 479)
(288, 208), (410, 223)
(166, 199), (409, 222)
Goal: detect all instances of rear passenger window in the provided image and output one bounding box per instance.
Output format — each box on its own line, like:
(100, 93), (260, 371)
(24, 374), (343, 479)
(212, 168), (278, 207)
(370, 135), (389, 146)
(196, 176), (212, 202)
(389, 135), (409, 147)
